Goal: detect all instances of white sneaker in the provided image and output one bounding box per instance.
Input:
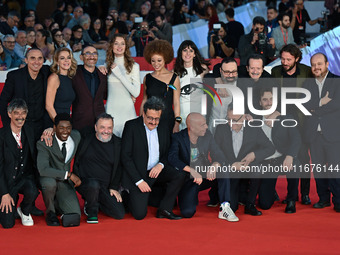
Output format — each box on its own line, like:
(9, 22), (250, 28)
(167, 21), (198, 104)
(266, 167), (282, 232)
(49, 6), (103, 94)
(218, 202), (239, 222)
(17, 207), (34, 226)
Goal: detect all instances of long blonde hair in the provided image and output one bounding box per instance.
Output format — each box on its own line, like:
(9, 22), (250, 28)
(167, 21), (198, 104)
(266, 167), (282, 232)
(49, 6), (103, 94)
(50, 47), (77, 78)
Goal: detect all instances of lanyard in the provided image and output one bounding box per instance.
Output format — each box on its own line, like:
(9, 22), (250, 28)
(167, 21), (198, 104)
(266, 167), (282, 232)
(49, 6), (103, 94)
(140, 36), (149, 47)
(281, 27), (288, 45)
(296, 10), (302, 24)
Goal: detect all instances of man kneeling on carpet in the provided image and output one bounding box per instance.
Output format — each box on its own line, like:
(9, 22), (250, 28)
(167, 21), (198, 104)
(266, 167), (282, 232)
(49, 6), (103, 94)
(37, 113), (82, 227)
(121, 97), (185, 220)
(168, 113), (239, 222)
(73, 113), (125, 224)
(0, 99), (39, 228)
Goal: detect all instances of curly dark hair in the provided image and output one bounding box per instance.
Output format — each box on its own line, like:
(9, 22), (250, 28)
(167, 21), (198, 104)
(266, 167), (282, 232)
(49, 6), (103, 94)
(143, 39), (174, 64)
(174, 40), (210, 78)
(280, 44), (302, 62)
(106, 34), (135, 75)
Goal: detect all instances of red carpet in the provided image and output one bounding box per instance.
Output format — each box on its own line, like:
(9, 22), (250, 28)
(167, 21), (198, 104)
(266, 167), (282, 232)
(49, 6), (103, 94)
(1, 177), (340, 254)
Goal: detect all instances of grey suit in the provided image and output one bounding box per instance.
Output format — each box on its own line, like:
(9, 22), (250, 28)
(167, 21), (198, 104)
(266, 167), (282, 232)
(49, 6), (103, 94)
(37, 130), (81, 215)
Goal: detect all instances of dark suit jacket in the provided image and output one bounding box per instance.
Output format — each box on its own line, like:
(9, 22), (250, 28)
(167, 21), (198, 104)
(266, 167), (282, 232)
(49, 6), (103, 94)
(271, 63), (313, 88)
(72, 66), (107, 131)
(0, 65), (50, 126)
(0, 124), (37, 197)
(121, 117), (169, 190)
(271, 115), (301, 158)
(168, 128), (225, 172)
(214, 124), (275, 166)
(302, 72), (340, 143)
(73, 133), (122, 190)
(36, 130), (81, 180)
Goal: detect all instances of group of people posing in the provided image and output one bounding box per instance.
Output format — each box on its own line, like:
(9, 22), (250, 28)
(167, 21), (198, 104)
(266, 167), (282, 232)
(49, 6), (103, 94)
(0, 34), (339, 229)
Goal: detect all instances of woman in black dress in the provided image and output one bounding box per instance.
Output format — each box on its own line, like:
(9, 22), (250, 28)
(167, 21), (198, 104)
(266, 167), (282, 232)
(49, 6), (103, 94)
(46, 47), (77, 126)
(141, 40), (181, 133)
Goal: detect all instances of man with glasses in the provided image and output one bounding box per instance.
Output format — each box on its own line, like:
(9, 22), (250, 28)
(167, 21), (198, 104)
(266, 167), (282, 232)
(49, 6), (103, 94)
(207, 57), (239, 134)
(0, 11), (20, 36)
(215, 104), (275, 215)
(22, 15), (35, 30)
(72, 46), (107, 133)
(128, 21), (157, 57)
(67, 6), (84, 29)
(2, 34), (25, 69)
(121, 97), (184, 220)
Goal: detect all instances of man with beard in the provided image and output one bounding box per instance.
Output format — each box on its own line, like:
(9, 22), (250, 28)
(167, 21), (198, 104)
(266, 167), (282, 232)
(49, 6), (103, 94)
(207, 57), (239, 134)
(271, 44), (313, 205)
(272, 13), (295, 56)
(73, 113), (125, 223)
(302, 53), (340, 212)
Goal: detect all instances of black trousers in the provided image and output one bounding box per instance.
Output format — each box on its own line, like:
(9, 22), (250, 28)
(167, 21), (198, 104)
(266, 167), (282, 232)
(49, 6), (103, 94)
(128, 166), (185, 220)
(258, 156), (299, 210)
(177, 172), (228, 218)
(77, 178), (125, 219)
(299, 142), (311, 196)
(230, 176), (261, 212)
(0, 176), (39, 229)
(310, 132), (340, 205)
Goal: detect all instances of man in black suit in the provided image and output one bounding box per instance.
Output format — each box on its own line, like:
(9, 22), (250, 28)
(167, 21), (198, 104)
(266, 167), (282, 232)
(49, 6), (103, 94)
(215, 105), (275, 215)
(73, 113), (125, 224)
(72, 46), (107, 132)
(0, 48), (49, 141)
(168, 113), (239, 221)
(0, 99), (39, 228)
(257, 88), (301, 213)
(37, 113), (82, 226)
(121, 97), (184, 220)
(302, 53), (340, 212)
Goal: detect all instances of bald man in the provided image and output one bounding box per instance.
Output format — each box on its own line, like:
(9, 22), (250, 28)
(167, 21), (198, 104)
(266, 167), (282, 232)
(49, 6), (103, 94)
(302, 53), (340, 212)
(168, 113), (239, 221)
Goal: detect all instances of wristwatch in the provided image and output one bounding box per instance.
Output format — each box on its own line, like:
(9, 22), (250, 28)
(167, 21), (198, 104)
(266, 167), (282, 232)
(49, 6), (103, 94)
(175, 116), (182, 124)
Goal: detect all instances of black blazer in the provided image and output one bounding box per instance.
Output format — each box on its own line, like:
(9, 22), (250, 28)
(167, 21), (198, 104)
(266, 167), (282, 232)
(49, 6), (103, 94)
(271, 115), (301, 158)
(0, 65), (50, 126)
(0, 124), (37, 197)
(168, 128), (225, 171)
(302, 72), (340, 143)
(214, 124), (275, 165)
(121, 116), (169, 190)
(73, 133), (122, 190)
(71, 66), (107, 131)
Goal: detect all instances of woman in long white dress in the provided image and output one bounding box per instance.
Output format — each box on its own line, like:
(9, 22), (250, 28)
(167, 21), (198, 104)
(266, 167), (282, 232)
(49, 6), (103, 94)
(174, 40), (210, 130)
(105, 34), (141, 137)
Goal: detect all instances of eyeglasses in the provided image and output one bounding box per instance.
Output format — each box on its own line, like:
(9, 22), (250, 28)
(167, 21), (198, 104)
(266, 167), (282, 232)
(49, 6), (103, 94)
(220, 69), (237, 75)
(5, 41), (15, 44)
(228, 115), (244, 123)
(75, 10), (83, 13)
(141, 25), (148, 28)
(106, 18), (113, 21)
(146, 116), (160, 122)
(94, 21), (101, 24)
(82, 52), (98, 56)
(75, 30), (83, 33)
(55, 34), (63, 37)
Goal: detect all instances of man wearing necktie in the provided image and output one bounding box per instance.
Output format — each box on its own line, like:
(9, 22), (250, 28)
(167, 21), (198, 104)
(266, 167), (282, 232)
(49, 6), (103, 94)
(37, 113), (82, 227)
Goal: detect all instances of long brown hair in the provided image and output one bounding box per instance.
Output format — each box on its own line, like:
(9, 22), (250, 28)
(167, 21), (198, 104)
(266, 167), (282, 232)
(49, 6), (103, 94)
(50, 47), (77, 78)
(106, 34), (134, 75)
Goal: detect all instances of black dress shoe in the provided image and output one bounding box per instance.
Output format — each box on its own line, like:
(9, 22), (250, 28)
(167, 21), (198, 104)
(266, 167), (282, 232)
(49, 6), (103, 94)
(313, 200), (331, 208)
(285, 201), (296, 213)
(301, 195), (311, 205)
(282, 196), (299, 204)
(31, 205), (44, 216)
(156, 209), (182, 220)
(46, 212), (60, 226)
(334, 204), (340, 212)
(244, 204), (262, 216)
